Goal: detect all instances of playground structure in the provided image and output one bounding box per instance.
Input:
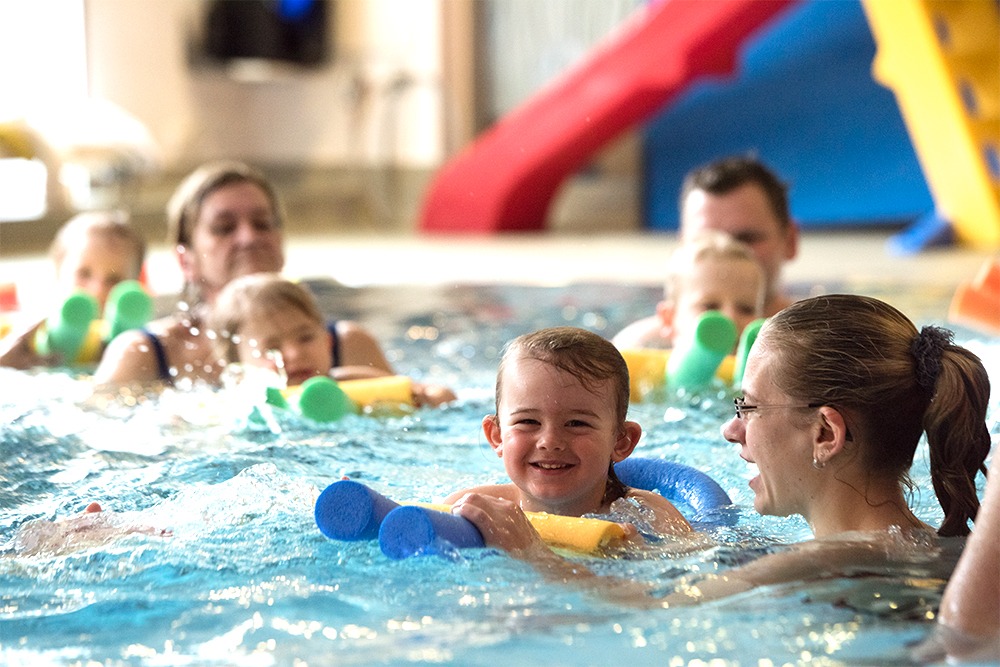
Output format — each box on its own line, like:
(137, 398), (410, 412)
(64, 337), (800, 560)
(419, 0), (1000, 250)
(863, 0), (999, 249)
(418, 0), (798, 234)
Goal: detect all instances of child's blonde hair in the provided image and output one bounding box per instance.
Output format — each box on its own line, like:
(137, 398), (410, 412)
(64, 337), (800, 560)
(49, 210), (146, 279)
(664, 230), (764, 309)
(209, 273), (324, 364)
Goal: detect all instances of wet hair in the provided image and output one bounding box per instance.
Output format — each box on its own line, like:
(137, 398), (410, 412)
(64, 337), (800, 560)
(166, 161), (283, 248)
(664, 229), (765, 312)
(208, 273), (324, 364)
(680, 155), (791, 230)
(49, 210), (146, 279)
(495, 326), (632, 504)
(757, 294), (990, 537)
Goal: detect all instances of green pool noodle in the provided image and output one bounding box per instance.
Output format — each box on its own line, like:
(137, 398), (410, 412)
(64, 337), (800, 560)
(666, 311), (738, 390)
(35, 292), (99, 361)
(295, 376), (356, 422)
(264, 386), (290, 410)
(731, 318), (766, 390)
(104, 280), (154, 341)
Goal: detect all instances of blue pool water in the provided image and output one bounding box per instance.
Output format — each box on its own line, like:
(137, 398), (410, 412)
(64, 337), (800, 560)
(1, 281), (997, 666)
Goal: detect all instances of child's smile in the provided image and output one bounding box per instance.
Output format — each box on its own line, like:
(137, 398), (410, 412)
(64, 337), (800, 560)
(485, 355), (631, 516)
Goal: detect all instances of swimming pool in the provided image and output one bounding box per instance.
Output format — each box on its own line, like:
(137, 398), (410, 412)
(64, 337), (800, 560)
(1, 280), (997, 665)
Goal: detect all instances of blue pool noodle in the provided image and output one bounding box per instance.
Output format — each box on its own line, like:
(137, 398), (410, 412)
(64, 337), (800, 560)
(315, 479), (484, 558)
(614, 458), (735, 527)
(314, 479), (401, 541)
(378, 505), (485, 560)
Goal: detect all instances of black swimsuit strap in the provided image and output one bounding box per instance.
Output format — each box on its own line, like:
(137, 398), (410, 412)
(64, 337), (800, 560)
(140, 328), (172, 383)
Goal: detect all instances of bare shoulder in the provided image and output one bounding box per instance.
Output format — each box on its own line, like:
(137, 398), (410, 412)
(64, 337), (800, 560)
(627, 488), (692, 534)
(94, 326), (161, 384)
(334, 319), (393, 373)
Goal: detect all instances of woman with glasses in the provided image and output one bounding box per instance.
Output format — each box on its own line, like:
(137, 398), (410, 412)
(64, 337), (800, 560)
(727, 293), (989, 539)
(664, 293), (992, 606)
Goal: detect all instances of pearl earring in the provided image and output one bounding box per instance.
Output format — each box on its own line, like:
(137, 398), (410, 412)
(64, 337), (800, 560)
(812, 457), (826, 470)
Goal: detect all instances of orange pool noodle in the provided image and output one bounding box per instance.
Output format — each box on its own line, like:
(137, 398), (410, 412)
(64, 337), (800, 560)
(948, 259), (1000, 335)
(0, 283), (18, 311)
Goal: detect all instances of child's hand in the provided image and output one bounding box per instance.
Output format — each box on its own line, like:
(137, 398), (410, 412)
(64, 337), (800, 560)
(9, 502), (171, 557)
(450, 493), (546, 557)
(0, 319), (56, 369)
(411, 382), (457, 408)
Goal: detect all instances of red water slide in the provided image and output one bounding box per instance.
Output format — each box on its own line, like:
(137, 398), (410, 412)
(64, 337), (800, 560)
(419, 0), (799, 233)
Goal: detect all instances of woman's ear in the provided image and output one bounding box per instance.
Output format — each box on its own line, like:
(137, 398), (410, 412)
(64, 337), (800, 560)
(175, 244), (195, 282)
(813, 406), (850, 467)
(612, 421), (642, 462)
(482, 415), (503, 457)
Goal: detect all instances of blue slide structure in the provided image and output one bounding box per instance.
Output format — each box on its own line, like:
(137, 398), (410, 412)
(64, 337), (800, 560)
(643, 0), (934, 231)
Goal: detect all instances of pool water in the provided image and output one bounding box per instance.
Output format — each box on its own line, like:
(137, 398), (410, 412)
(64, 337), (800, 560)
(1, 280), (997, 666)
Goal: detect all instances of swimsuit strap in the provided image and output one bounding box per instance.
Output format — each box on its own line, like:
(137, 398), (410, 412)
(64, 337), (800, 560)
(140, 328), (172, 383)
(327, 320), (341, 368)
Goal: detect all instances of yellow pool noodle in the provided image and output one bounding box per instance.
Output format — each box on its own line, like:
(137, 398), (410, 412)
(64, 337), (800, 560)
(620, 348), (735, 401)
(338, 375), (414, 407)
(419, 502), (627, 554)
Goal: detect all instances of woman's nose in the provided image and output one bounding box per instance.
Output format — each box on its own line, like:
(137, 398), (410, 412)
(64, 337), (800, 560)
(720, 416), (743, 444)
(233, 220), (261, 245)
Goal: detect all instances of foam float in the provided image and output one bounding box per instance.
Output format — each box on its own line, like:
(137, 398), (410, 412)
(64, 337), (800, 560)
(948, 258), (1000, 335)
(264, 375), (415, 423)
(315, 457), (734, 560)
(33, 280), (153, 366)
(621, 314), (765, 400)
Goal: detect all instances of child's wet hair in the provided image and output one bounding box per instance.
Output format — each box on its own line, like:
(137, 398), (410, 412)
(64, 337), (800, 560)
(208, 273), (323, 364)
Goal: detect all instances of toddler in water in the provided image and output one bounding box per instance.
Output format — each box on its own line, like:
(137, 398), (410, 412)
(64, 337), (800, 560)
(209, 272), (456, 406)
(0, 211), (147, 368)
(446, 326), (690, 553)
(50, 210), (146, 310)
(612, 230), (765, 351)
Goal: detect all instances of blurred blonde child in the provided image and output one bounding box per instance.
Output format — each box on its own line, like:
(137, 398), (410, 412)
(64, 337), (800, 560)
(209, 272), (455, 407)
(51, 210), (146, 310)
(0, 211), (146, 369)
(612, 230), (765, 351)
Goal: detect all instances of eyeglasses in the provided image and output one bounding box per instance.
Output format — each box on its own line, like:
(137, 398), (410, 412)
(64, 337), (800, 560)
(733, 396), (822, 420)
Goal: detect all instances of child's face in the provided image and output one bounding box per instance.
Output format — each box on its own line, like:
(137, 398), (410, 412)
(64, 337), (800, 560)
(234, 307), (332, 387)
(57, 233), (139, 309)
(484, 355), (637, 516)
(667, 256), (763, 349)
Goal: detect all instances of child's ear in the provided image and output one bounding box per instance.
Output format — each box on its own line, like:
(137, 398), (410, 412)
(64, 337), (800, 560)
(482, 415), (503, 457)
(612, 421), (642, 462)
(655, 300), (676, 340)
